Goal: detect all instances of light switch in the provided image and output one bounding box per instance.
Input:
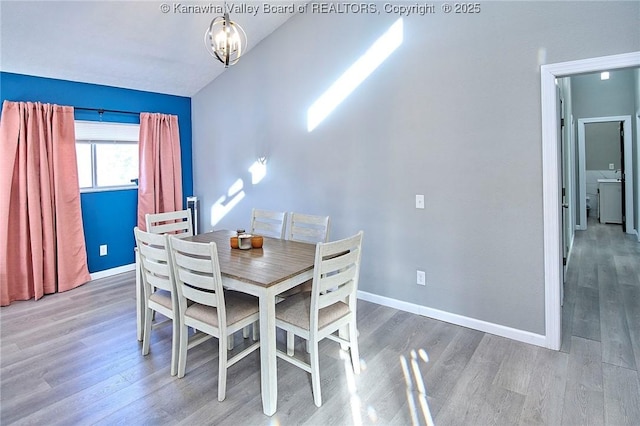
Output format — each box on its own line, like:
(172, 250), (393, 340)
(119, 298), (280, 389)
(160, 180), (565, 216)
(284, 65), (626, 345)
(415, 194), (425, 209)
(100, 245), (107, 256)
(417, 270), (426, 285)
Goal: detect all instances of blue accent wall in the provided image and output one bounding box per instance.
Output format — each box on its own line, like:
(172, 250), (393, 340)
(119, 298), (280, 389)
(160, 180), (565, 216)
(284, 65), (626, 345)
(0, 72), (192, 273)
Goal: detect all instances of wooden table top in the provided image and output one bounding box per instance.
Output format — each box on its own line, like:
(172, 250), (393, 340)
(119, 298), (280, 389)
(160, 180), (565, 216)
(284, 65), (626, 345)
(184, 230), (316, 288)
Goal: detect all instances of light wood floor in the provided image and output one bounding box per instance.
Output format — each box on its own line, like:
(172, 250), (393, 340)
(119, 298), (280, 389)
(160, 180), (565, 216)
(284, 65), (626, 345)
(1, 220), (639, 425)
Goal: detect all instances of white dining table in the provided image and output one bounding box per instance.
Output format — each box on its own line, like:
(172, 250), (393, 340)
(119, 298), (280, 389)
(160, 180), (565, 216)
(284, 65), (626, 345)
(136, 229), (316, 416)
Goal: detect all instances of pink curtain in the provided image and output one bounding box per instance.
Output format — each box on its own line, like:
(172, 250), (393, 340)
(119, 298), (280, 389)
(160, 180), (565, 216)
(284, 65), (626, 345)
(0, 101), (91, 306)
(137, 113), (182, 231)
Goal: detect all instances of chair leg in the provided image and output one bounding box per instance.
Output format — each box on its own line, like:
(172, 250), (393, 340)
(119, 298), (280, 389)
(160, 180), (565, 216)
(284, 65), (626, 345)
(310, 339), (322, 407)
(287, 331), (295, 356)
(142, 307), (153, 356)
(177, 324), (189, 378)
(218, 335), (228, 401)
(227, 333), (234, 351)
(252, 321), (259, 341)
(339, 325), (349, 351)
(349, 321), (361, 374)
(170, 317), (179, 376)
(135, 252), (143, 342)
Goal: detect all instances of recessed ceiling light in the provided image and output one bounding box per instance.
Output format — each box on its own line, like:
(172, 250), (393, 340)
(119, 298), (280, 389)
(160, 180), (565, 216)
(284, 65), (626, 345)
(601, 71), (610, 80)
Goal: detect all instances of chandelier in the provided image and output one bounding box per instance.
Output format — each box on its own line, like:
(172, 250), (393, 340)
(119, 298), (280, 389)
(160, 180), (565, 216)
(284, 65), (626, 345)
(204, 12), (247, 67)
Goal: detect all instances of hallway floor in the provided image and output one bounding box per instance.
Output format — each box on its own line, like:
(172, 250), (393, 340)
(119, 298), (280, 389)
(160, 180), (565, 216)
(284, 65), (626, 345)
(560, 217), (640, 422)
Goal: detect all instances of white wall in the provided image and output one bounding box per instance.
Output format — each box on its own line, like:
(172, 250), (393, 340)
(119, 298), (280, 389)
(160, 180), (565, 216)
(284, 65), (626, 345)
(192, 1), (640, 336)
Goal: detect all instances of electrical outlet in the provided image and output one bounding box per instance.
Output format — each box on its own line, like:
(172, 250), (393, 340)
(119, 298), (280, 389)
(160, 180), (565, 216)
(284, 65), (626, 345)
(609, 163), (615, 170)
(415, 194), (425, 209)
(417, 270), (426, 285)
(99, 245), (107, 256)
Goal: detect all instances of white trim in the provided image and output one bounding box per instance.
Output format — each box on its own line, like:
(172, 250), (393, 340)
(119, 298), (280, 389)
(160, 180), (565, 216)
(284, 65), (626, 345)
(541, 51), (640, 351)
(576, 120), (587, 231)
(80, 185), (138, 194)
(89, 263), (135, 280)
(570, 114), (577, 234)
(637, 112), (640, 242)
(577, 116), (634, 233)
(357, 291), (547, 347)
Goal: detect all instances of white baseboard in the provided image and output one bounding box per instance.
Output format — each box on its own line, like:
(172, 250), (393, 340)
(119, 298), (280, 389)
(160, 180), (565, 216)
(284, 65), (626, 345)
(90, 264), (552, 347)
(90, 263), (135, 280)
(357, 290), (547, 348)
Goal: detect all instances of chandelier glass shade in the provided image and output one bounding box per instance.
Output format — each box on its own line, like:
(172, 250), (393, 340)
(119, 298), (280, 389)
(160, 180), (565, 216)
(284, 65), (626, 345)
(204, 13), (247, 67)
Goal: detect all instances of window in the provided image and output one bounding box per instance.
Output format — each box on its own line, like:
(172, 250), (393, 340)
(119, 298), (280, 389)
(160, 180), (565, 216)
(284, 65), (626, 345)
(75, 121), (140, 191)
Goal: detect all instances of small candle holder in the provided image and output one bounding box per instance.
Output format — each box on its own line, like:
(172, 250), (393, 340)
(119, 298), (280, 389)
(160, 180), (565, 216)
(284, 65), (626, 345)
(251, 235), (263, 248)
(238, 234), (252, 250)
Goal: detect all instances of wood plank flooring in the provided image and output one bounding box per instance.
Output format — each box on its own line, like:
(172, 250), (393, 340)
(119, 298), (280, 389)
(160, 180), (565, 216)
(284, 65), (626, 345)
(1, 219), (638, 425)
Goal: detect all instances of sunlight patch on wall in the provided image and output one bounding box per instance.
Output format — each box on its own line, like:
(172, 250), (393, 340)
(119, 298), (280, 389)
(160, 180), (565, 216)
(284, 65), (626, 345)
(210, 160), (269, 227)
(249, 159), (267, 184)
(306, 18), (404, 132)
(211, 178), (245, 227)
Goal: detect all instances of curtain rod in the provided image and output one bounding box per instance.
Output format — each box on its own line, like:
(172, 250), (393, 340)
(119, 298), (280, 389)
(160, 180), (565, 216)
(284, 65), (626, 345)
(74, 106), (140, 116)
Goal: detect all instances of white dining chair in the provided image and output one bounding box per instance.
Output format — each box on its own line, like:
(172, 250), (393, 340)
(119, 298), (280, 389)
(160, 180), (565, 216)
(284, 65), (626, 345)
(134, 227), (179, 376)
(137, 209), (194, 341)
(250, 208), (286, 239)
(275, 231), (364, 407)
(145, 209), (193, 236)
(287, 212), (330, 244)
(240, 208), (287, 343)
(281, 212), (331, 354)
(228, 208), (286, 346)
(168, 235), (261, 401)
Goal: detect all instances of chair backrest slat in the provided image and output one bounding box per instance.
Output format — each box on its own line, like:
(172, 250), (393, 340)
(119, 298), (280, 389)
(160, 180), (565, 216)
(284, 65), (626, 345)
(318, 266), (357, 294)
(174, 252), (214, 275)
(146, 209), (193, 237)
(310, 231), (363, 329)
(320, 249), (359, 275)
(135, 227), (175, 299)
(174, 262), (215, 288)
(287, 212), (330, 244)
(145, 273), (173, 292)
(180, 282), (220, 308)
(251, 208), (286, 239)
(169, 236), (225, 312)
(139, 243), (170, 263)
(318, 280), (355, 310)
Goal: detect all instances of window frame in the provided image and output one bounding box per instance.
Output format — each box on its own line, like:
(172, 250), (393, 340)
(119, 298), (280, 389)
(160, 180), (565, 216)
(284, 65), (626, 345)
(74, 121), (140, 193)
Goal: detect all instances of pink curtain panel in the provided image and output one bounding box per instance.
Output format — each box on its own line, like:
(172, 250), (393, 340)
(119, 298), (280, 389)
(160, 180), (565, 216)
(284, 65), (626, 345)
(0, 101), (90, 306)
(137, 112), (183, 231)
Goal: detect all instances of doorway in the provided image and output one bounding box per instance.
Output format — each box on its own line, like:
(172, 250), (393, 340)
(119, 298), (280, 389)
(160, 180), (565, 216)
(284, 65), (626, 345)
(540, 51), (640, 350)
(577, 116), (633, 232)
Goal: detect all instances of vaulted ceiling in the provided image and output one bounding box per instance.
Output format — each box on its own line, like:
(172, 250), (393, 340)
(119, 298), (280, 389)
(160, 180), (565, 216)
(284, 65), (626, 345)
(0, 1), (295, 96)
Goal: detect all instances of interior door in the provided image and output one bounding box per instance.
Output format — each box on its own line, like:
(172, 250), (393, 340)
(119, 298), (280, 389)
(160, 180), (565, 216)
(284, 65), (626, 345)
(558, 91), (567, 305)
(619, 121), (626, 232)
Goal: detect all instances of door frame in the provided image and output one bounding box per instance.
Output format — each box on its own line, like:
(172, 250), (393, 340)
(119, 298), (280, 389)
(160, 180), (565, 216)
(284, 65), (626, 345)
(540, 51), (640, 350)
(577, 116), (633, 232)
(637, 112), (640, 243)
